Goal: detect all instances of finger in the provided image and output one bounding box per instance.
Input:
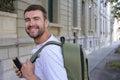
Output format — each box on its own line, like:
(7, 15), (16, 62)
(14, 67), (23, 77)
(26, 59), (31, 63)
(15, 69), (19, 73)
(16, 70), (23, 78)
(26, 59), (32, 65)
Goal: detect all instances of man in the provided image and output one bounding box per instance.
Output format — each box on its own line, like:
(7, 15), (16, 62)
(15, 4), (68, 80)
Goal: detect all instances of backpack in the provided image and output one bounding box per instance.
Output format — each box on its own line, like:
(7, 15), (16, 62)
(30, 37), (89, 80)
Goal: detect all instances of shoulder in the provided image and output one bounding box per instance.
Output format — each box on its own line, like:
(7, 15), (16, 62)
(40, 43), (63, 61)
(41, 44), (61, 55)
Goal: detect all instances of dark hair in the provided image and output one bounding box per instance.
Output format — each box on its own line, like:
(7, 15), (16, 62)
(24, 4), (47, 19)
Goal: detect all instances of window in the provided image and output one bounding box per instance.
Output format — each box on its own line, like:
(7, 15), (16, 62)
(81, 0), (85, 35)
(100, 17), (102, 34)
(89, 7), (92, 30)
(89, 41), (92, 48)
(89, 0), (93, 30)
(73, 0), (78, 27)
(48, 0), (59, 23)
(95, 17), (97, 32)
(82, 0), (85, 16)
(48, 0), (53, 22)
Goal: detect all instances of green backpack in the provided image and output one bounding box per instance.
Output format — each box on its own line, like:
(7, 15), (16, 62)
(30, 37), (89, 80)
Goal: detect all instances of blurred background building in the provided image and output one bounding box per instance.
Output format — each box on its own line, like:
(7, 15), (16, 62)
(113, 18), (120, 41)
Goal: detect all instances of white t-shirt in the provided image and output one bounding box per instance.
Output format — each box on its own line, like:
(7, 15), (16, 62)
(31, 35), (68, 80)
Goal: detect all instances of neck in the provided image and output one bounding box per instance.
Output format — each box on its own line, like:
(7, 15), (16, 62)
(34, 32), (51, 45)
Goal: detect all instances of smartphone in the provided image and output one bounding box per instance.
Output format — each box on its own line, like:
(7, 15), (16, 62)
(12, 57), (22, 70)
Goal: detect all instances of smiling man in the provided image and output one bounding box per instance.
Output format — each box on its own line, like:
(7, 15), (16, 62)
(14, 5), (68, 80)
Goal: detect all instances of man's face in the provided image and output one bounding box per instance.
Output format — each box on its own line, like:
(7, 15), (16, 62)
(24, 10), (46, 39)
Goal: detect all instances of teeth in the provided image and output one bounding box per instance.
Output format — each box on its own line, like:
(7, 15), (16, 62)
(30, 27), (35, 29)
(30, 28), (36, 31)
(28, 26), (36, 30)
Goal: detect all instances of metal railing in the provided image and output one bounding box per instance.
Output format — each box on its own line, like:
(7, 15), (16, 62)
(0, 0), (15, 13)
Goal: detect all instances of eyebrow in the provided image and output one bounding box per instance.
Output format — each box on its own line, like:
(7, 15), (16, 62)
(24, 16), (41, 20)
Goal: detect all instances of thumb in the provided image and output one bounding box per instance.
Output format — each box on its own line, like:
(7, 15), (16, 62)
(26, 59), (32, 64)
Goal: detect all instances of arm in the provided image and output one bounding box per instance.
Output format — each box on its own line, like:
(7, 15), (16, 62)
(21, 59), (40, 80)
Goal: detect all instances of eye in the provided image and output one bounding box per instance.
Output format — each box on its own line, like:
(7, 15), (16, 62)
(25, 18), (30, 22)
(34, 17), (40, 21)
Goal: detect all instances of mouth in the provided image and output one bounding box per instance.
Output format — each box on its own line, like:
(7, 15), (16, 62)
(28, 26), (38, 33)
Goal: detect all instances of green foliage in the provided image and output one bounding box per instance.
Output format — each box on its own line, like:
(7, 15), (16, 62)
(108, 0), (120, 20)
(115, 45), (120, 53)
(106, 60), (120, 70)
(0, 0), (15, 13)
(109, 0), (119, 3)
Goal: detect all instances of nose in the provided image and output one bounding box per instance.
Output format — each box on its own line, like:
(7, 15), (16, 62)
(29, 20), (35, 26)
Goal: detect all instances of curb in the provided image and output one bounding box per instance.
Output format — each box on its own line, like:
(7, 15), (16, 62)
(88, 43), (119, 73)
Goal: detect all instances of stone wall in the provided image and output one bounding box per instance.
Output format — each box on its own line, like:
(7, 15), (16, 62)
(0, 11), (19, 80)
(0, 11), (17, 38)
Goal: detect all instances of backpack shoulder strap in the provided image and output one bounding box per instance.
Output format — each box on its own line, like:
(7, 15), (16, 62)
(30, 41), (62, 63)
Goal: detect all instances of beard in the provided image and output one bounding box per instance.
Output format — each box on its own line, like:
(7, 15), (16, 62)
(26, 24), (45, 39)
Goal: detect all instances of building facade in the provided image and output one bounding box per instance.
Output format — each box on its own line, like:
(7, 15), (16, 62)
(0, 0), (113, 80)
(113, 19), (120, 41)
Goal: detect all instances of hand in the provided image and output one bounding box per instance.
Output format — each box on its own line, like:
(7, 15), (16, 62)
(21, 59), (35, 79)
(14, 59), (39, 80)
(14, 66), (23, 78)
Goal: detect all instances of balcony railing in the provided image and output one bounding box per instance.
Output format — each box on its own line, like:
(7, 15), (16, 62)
(0, 0), (15, 13)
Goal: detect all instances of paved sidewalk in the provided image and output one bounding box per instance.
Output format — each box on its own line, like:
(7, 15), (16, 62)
(87, 41), (120, 80)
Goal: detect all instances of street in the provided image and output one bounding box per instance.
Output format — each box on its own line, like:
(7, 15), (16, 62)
(87, 41), (120, 80)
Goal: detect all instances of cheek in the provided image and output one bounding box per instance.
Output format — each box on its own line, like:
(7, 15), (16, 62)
(36, 21), (41, 26)
(25, 23), (29, 29)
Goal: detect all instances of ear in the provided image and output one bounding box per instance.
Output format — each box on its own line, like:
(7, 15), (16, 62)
(44, 19), (49, 28)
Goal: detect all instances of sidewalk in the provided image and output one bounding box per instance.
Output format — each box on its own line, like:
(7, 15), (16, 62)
(87, 41), (120, 80)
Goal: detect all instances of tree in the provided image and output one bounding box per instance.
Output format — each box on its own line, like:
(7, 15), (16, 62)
(108, 0), (120, 20)
(0, 0), (15, 13)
